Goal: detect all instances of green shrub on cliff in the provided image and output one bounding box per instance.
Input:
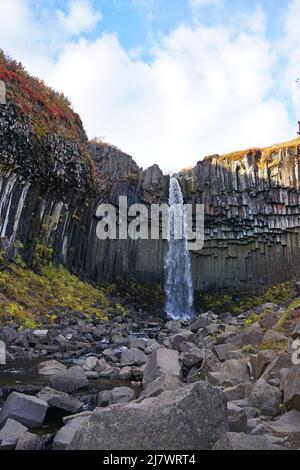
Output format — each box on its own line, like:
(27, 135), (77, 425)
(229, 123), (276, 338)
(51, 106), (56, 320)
(0, 257), (111, 327)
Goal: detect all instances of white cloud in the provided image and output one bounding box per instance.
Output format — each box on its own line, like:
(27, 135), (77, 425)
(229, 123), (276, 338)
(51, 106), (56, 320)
(283, 0), (300, 113)
(0, 1), (295, 172)
(46, 23), (293, 172)
(57, 0), (102, 35)
(190, 0), (222, 8)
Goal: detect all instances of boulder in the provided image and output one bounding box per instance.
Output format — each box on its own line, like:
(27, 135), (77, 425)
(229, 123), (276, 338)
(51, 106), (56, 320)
(179, 342), (204, 367)
(249, 379), (282, 417)
(189, 316), (209, 333)
(38, 360), (67, 376)
(227, 323), (264, 348)
(120, 348), (148, 366)
(291, 321), (300, 340)
(223, 384), (248, 402)
(82, 356), (99, 371)
(207, 359), (250, 387)
(213, 432), (287, 450)
(227, 403), (247, 433)
(128, 338), (147, 351)
(165, 321), (182, 333)
(69, 382), (228, 450)
(143, 348), (181, 385)
(0, 392), (48, 428)
(265, 410), (300, 448)
(260, 353), (292, 381)
(37, 387), (83, 414)
(97, 387), (135, 407)
(169, 330), (195, 350)
(53, 416), (89, 450)
(15, 431), (43, 450)
(259, 311), (281, 330)
(250, 351), (276, 381)
(0, 340), (6, 365)
(213, 343), (239, 362)
(0, 419), (27, 449)
(50, 366), (88, 393)
(119, 366), (132, 380)
(261, 330), (288, 346)
(283, 366), (300, 411)
(33, 330), (49, 339)
(140, 373), (182, 399)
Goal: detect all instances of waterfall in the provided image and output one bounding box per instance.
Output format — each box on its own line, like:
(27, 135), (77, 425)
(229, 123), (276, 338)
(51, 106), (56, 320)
(165, 177), (194, 321)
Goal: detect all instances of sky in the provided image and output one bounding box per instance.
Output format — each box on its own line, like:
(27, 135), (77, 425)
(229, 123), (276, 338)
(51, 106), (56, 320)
(1, 0), (300, 172)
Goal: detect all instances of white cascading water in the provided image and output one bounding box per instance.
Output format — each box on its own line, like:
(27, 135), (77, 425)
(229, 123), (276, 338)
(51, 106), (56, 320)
(165, 177), (194, 321)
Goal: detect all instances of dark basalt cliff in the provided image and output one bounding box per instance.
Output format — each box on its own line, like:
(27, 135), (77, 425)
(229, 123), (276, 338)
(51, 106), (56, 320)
(1, 56), (300, 294)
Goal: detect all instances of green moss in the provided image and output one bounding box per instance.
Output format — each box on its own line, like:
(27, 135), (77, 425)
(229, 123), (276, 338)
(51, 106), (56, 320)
(273, 298), (300, 333)
(259, 340), (288, 352)
(0, 257), (110, 326)
(199, 281), (295, 315)
(244, 313), (260, 327)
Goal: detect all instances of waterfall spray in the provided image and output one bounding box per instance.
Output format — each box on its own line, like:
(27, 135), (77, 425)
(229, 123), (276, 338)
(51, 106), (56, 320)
(165, 177), (194, 321)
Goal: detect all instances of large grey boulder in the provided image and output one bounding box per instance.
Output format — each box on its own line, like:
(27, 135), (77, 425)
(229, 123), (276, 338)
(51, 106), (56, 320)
(37, 387), (83, 414)
(283, 366), (300, 411)
(120, 348), (148, 366)
(0, 419), (27, 449)
(38, 360), (67, 376)
(50, 366), (88, 393)
(69, 381), (228, 450)
(0, 340), (6, 365)
(213, 432), (287, 450)
(53, 416), (89, 450)
(0, 392), (48, 428)
(143, 348), (181, 385)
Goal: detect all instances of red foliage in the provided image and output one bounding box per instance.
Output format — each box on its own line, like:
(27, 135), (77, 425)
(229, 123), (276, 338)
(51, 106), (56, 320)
(0, 50), (85, 143)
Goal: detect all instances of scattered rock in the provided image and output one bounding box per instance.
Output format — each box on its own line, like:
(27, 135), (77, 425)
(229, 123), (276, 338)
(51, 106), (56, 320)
(38, 360), (67, 376)
(50, 366), (88, 394)
(82, 356), (99, 371)
(0, 392), (48, 428)
(53, 416), (89, 450)
(143, 348), (181, 385)
(0, 418), (27, 449)
(179, 342), (204, 367)
(283, 366), (300, 411)
(261, 330), (288, 346)
(249, 379), (282, 417)
(207, 359), (250, 387)
(119, 366), (132, 380)
(213, 432), (287, 450)
(265, 409), (300, 448)
(15, 431), (43, 450)
(227, 403), (247, 433)
(37, 387), (83, 414)
(97, 387), (135, 407)
(120, 348), (148, 366)
(250, 351), (276, 381)
(140, 373), (182, 399)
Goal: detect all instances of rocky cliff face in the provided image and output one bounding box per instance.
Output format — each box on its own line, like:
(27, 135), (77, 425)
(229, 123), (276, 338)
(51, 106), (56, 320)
(1, 56), (300, 294)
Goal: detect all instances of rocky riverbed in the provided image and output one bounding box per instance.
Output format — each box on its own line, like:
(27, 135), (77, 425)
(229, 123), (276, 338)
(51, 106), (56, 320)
(1, 286), (300, 450)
